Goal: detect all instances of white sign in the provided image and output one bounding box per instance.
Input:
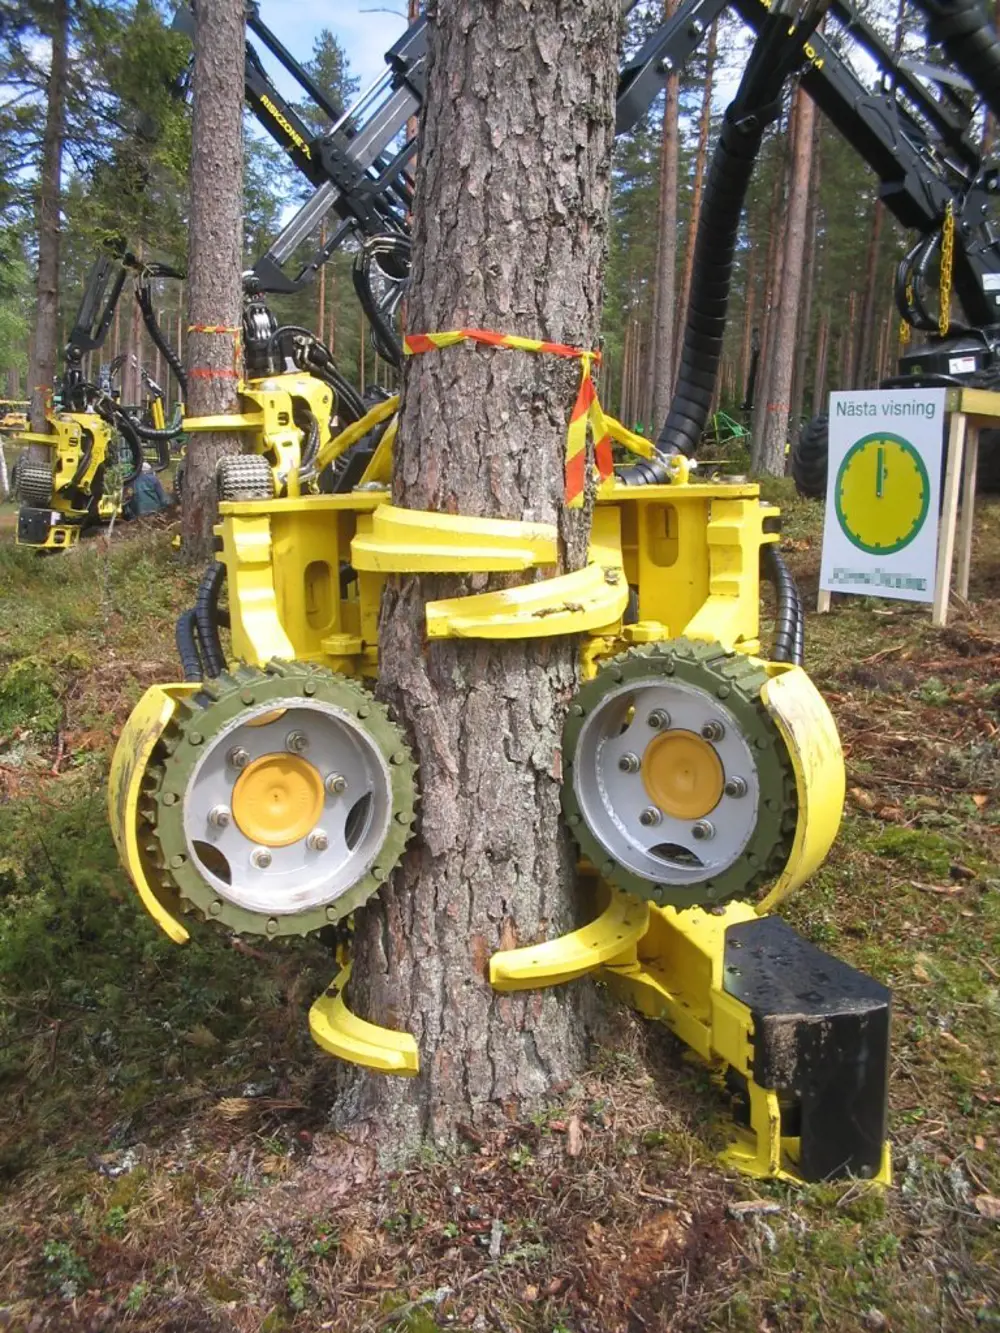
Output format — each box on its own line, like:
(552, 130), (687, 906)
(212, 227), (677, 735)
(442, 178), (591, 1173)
(819, 388), (945, 604)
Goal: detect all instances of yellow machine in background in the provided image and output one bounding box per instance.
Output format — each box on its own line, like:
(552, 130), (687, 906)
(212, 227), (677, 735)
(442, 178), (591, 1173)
(109, 365), (891, 1185)
(14, 410), (126, 550)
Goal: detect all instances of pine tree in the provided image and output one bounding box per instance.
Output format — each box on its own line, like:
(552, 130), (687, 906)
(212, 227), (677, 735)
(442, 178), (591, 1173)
(349, 0), (619, 1141)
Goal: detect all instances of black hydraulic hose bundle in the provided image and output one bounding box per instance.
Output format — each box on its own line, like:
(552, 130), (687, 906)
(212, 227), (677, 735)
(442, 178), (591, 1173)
(137, 281), (188, 397)
(176, 609), (204, 682)
(761, 544), (805, 666)
(657, 0), (828, 456)
(265, 325), (367, 421)
(194, 561), (227, 679)
(352, 235), (411, 369)
(920, 0), (1000, 123)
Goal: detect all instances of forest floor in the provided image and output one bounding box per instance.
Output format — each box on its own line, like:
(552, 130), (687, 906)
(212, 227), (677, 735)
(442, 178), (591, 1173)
(0, 483), (998, 1333)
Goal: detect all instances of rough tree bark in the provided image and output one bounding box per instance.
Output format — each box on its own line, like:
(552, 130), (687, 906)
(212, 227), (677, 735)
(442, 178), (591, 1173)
(789, 116), (820, 433)
(181, 0), (245, 562)
(26, 0), (69, 437)
(648, 0), (680, 428)
(349, 0), (619, 1148)
(755, 87), (815, 476)
(749, 171), (787, 467)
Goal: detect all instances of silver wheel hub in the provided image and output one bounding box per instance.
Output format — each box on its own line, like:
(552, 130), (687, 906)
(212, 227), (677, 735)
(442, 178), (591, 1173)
(182, 697), (393, 917)
(572, 678), (761, 885)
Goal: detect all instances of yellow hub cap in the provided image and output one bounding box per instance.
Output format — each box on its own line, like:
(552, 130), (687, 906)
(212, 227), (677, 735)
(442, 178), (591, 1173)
(641, 730), (724, 821)
(232, 753), (324, 848)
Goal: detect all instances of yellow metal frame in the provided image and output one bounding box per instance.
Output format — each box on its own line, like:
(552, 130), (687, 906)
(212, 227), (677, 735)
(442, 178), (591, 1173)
(107, 377), (862, 1185)
(15, 411), (121, 548)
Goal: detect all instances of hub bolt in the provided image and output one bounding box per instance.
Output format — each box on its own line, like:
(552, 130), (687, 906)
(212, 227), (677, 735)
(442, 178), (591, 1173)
(692, 820), (715, 841)
(324, 773), (348, 795)
(725, 776), (748, 798)
(228, 746), (250, 769)
(639, 807), (662, 827)
(701, 720), (725, 742)
(208, 804), (231, 828)
(306, 829), (330, 851)
(250, 847), (272, 869)
(647, 710), (670, 729)
(618, 752), (640, 773)
(285, 730), (309, 753)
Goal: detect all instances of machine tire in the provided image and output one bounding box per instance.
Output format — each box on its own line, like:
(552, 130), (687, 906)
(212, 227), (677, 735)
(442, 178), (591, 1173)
(144, 660), (417, 937)
(216, 454), (275, 502)
(791, 413), (828, 499)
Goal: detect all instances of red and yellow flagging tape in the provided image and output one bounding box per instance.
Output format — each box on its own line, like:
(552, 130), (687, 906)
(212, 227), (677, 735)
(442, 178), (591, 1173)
(403, 327), (612, 508)
(187, 323), (242, 382)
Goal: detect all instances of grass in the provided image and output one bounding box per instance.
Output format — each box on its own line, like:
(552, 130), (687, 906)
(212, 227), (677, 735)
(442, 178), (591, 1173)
(0, 490), (998, 1330)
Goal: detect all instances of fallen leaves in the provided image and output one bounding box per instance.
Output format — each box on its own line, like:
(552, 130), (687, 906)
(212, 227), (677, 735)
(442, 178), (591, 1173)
(974, 1195), (1000, 1221)
(566, 1115), (584, 1158)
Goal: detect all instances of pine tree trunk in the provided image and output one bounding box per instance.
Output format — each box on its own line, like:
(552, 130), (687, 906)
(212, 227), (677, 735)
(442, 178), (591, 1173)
(349, 0), (619, 1147)
(789, 116), (820, 435)
(739, 251), (756, 403)
(182, 0), (245, 562)
(749, 167), (788, 467)
(26, 0), (69, 437)
(755, 88), (814, 475)
(851, 200), (883, 390)
(812, 310), (829, 414)
(648, 0), (680, 429)
(677, 21), (717, 323)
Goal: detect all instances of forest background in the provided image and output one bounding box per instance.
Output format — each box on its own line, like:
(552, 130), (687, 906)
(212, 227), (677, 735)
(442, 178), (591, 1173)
(0, 0), (973, 472)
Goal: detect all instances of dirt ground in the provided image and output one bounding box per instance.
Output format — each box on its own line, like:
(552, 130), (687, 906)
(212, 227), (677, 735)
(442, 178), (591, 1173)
(0, 483), (997, 1332)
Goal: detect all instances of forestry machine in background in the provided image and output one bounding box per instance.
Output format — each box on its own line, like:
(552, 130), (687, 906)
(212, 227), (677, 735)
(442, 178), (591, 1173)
(11, 3), (425, 551)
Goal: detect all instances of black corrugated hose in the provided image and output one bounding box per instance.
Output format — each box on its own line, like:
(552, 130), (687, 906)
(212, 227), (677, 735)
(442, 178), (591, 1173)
(194, 561), (227, 679)
(919, 0), (1000, 122)
(176, 609), (203, 682)
(657, 0), (828, 456)
(137, 283), (188, 397)
(761, 544), (805, 666)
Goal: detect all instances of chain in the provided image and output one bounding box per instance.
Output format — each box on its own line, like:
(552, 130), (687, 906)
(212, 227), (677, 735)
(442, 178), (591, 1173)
(899, 280), (913, 346)
(939, 201), (954, 338)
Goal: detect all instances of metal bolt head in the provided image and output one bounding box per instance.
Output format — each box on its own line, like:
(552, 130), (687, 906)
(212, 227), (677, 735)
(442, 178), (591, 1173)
(724, 775), (748, 798)
(208, 804), (231, 828)
(647, 709), (670, 730)
(306, 829), (329, 852)
(324, 773), (347, 795)
(603, 567), (620, 584)
(692, 820), (715, 841)
(228, 746), (250, 769)
(639, 807), (662, 827)
(618, 752), (640, 773)
(701, 720), (725, 742)
(250, 847), (272, 868)
(285, 730), (309, 753)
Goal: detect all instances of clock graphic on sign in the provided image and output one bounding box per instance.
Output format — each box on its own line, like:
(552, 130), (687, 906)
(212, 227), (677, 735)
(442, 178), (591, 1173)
(834, 431), (931, 555)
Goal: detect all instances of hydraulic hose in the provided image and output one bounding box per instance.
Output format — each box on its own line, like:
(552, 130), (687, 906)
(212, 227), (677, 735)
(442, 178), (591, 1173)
(657, 0), (828, 456)
(761, 544), (805, 666)
(919, 0), (1000, 123)
(194, 560), (227, 680)
(137, 283), (187, 396)
(101, 404), (144, 486)
(176, 609), (203, 682)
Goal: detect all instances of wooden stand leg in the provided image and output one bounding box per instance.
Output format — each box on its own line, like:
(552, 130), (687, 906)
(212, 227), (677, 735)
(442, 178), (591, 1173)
(817, 588), (832, 613)
(932, 412), (967, 627)
(957, 425), (979, 600)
